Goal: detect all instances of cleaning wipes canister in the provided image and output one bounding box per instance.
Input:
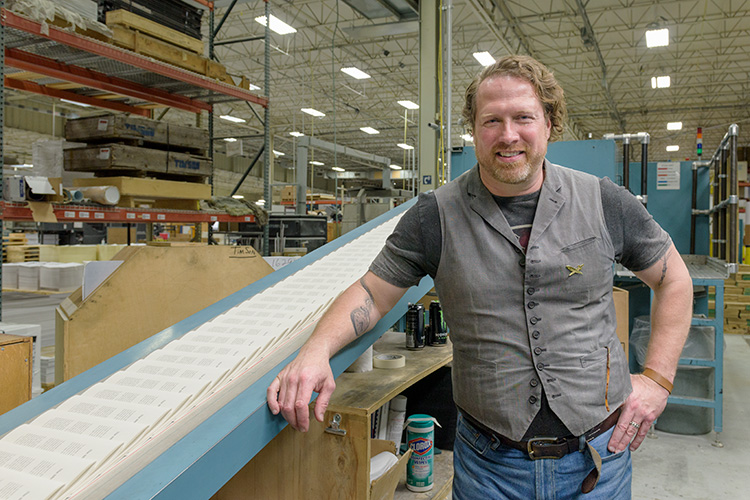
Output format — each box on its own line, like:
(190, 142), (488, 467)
(405, 414), (441, 492)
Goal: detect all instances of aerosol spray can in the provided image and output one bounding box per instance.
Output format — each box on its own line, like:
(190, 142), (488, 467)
(405, 414), (441, 492)
(405, 303), (425, 350)
(429, 301), (448, 346)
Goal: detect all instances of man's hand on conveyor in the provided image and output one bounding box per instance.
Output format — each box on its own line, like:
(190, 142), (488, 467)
(267, 344), (337, 432)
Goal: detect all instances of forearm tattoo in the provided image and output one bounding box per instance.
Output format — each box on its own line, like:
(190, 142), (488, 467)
(657, 248), (671, 286)
(350, 278), (375, 336)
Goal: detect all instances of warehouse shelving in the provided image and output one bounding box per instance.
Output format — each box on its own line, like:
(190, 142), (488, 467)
(0, 201), (256, 223)
(0, 2), (272, 317)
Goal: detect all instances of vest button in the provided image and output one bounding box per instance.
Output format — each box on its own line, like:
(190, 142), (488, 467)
(534, 347), (543, 355)
(527, 287), (535, 295)
(528, 396), (537, 404)
(532, 330), (540, 339)
(527, 301), (537, 309)
(530, 317), (540, 325)
(537, 363), (545, 371)
(519, 258), (526, 267)
(530, 379), (539, 387)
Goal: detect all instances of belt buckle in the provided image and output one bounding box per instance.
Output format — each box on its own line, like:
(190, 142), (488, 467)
(527, 437), (563, 460)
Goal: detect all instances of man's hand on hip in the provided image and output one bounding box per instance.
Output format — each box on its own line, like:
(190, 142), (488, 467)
(607, 373), (670, 453)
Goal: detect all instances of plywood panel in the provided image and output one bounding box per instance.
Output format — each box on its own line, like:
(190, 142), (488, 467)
(0, 335), (32, 415)
(55, 246), (273, 382)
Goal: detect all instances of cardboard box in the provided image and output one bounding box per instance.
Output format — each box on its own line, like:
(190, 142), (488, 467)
(369, 440), (411, 500)
(613, 286), (629, 358)
(107, 227), (137, 245)
(739, 161), (748, 183)
(281, 185), (296, 202)
(0, 334), (32, 415)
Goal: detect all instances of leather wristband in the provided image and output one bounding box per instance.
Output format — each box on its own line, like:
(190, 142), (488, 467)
(642, 368), (673, 394)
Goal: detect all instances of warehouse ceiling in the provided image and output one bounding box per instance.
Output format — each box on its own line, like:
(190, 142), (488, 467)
(205, 0), (750, 174)
(7, 0), (750, 180)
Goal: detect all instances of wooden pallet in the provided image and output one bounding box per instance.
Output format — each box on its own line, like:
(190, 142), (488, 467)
(108, 25), (233, 85)
(4, 245), (40, 263)
(105, 9), (204, 54)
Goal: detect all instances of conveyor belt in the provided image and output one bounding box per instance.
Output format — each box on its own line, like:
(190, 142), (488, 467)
(0, 198), (433, 499)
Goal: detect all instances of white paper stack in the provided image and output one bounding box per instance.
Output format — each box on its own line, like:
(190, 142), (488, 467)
(41, 354), (55, 386)
(0, 322), (42, 396)
(17, 262), (43, 290)
(2, 263), (21, 289)
(40, 262), (84, 291)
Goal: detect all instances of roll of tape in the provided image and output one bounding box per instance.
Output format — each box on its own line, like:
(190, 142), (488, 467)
(373, 354), (406, 369)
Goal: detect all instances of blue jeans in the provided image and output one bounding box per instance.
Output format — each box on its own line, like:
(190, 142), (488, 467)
(453, 414), (632, 500)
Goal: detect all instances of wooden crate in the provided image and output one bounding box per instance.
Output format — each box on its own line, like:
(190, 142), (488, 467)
(109, 26), (231, 85)
(0, 334), (32, 415)
(65, 115), (208, 154)
(64, 144), (212, 179)
(73, 176), (211, 201)
(105, 9), (204, 54)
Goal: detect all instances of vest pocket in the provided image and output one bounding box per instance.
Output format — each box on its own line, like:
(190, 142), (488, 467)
(560, 236), (611, 293)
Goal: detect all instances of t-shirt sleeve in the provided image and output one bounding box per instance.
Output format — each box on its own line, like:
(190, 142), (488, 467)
(600, 177), (673, 272)
(369, 192), (441, 288)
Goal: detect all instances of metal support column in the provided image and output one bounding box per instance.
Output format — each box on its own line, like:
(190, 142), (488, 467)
(719, 146), (728, 259)
(622, 136), (630, 191)
(728, 124), (739, 264)
(207, 6), (216, 244)
(441, 0), (453, 184)
(640, 138), (649, 207)
(0, 0), (5, 318)
(419, 0), (439, 192)
(262, 0), (271, 256)
(712, 156), (720, 257)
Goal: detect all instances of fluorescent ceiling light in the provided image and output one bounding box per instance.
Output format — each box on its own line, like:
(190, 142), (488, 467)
(461, 133), (474, 142)
(256, 200), (265, 206)
(332, 166), (345, 172)
(398, 100), (419, 110)
(289, 131), (304, 137)
(651, 76), (671, 89)
(254, 15), (297, 35)
(60, 99), (92, 107)
(220, 114), (246, 123)
(397, 143), (414, 150)
(646, 28), (669, 48)
(310, 160), (325, 166)
(301, 107), (325, 117)
(273, 150), (285, 156)
(248, 83), (261, 91)
(9, 164), (33, 169)
(232, 195), (244, 199)
(223, 137), (238, 142)
(667, 121), (683, 131)
(473, 51), (496, 66)
(389, 164), (402, 170)
(341, 67), (371, 79)
(666, 145), (679, 152)
(360, 127), (380, 134)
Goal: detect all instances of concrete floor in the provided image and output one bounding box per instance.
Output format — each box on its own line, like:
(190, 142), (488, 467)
(2, 293), (748, 499)
(631, 334), (750, 499)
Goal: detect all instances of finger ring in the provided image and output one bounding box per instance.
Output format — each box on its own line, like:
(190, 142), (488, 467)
(629, 421), (640, 429)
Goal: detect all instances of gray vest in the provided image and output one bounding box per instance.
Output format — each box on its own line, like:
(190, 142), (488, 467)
(433, 162), (631, 440)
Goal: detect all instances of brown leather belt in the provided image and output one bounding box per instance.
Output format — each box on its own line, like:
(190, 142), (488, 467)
(462, 407), (621, 460)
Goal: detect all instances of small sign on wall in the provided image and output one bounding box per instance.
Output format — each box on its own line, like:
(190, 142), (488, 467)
(656, 162), (680, 190)
(422, 175), (432, 185)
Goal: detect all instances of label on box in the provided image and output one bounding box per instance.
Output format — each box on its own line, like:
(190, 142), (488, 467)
(99, 148), (111, 160)
(97, 118), (109, 131)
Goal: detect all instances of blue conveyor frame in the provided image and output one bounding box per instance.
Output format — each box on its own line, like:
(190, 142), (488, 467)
(0, 197), (434, 499)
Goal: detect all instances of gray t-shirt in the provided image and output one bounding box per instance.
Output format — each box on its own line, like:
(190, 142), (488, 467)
(369, 174), (672, 439)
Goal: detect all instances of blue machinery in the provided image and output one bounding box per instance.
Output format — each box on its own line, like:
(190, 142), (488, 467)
(0, 198), (433, 499)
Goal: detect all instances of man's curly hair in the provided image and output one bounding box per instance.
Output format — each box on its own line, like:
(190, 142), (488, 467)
(462, 55), (567, 142)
